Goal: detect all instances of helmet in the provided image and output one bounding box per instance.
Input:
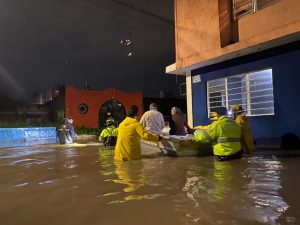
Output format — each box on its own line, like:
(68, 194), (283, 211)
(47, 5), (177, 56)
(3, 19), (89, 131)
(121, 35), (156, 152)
(209, 112), (219, 121)
(230, 104), (244, 114)
(106, 117), (114, 126)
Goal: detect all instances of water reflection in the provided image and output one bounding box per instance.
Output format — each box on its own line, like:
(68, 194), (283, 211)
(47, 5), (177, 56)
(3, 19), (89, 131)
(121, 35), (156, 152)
(0, 143), (297, 225)
(113, 160), (145, 193)
(241, 157), (290, 224)
(105, 160), (150, 204)
(181, 157), (291, 224)
(98, 149), (115, 178)
(98, 151), (167, 204)
(182, 159), (234, 204)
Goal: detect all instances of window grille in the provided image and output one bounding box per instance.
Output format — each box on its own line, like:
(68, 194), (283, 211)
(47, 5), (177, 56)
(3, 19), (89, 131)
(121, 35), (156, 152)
(233, 0), (279, 20)
(207, 68), (274, 116)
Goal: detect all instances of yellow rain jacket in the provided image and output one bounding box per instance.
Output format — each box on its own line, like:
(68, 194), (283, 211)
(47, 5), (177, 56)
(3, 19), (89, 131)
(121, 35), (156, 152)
(194, 116), (241, 156)
(235, 115), (255, 154)
(114, 117), (159, 161)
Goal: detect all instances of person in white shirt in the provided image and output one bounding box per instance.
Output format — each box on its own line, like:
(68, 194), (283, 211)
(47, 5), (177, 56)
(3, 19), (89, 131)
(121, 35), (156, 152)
(140, 103), (164, 135)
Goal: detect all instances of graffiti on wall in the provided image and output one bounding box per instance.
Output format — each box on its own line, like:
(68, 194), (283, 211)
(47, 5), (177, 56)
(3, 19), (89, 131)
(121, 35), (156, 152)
(0, 128), (57, 143)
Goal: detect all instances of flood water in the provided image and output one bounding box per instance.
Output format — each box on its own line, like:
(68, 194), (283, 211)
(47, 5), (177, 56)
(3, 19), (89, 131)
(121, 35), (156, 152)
(0, 142), (299, 225)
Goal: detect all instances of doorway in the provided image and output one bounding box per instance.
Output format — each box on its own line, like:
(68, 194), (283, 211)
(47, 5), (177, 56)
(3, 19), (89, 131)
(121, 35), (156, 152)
(99, 100), (126, 128)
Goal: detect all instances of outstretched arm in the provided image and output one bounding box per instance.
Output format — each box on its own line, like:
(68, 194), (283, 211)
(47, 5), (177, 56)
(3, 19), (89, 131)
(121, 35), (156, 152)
(136, 122), (159, 142)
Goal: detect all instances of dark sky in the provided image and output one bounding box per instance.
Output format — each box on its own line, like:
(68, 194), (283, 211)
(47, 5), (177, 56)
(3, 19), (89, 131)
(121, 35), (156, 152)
(0, 0), (183, 98)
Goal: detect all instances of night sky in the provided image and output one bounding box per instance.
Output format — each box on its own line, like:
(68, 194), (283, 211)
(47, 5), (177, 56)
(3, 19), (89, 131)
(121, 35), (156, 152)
(0, 0), (183, 98)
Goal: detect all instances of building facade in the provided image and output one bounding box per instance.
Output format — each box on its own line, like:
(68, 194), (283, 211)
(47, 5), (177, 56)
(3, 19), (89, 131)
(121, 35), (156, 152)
(65, 86), (143, 128)
(166, 0), (300, 139)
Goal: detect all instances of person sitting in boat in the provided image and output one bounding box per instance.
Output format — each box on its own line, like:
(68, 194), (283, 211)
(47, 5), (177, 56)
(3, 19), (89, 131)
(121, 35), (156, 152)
(99, 117), (118, 146)
(140, 103), (164, 135)
(169, 106), (193, 135)
(114, 105), (161, 161)
(230, 104), (255, 154)
(192, 107), (242, 161)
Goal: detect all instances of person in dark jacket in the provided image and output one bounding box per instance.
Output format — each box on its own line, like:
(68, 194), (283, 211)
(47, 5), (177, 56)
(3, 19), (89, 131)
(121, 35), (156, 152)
(58, 123), (73, 144)
(65, 116), (77, 141)
(169, 106), (192, 135)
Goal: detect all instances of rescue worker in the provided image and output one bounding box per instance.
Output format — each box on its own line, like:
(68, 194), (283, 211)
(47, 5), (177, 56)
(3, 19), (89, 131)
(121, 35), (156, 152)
(193, 112), (219, 130)
(99, 117), (118, 146)
(230, 104), (255, 154)
(140, 103), (164, 135)
(114, 105), (160, 161)
(193, 107), (242, 161)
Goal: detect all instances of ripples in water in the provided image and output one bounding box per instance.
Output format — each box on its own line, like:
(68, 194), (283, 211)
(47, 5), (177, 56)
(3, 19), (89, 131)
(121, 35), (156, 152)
(0, 144), (298, 225)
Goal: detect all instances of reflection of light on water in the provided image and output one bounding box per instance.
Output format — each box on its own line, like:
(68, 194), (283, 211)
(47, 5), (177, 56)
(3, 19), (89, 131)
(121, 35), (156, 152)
(15, 182), (28, 187)
(180, 157), (294, 224)
(0, 148), (54, 159)
(107, 193), (166, 204)
(98, 157), (167, 204)
(98, 150), (114, 177)
(242, 156), (290, 224)
(38, 179), (57, 185)
(182, 161), (233, 204)
(111, 160), (146, 193)
(63, 159), (77, 169)
(65, 149), (78, 157)
(65, 175), (78, 180)
(182, 176), (202, 207)
(100, 192), (121, 197)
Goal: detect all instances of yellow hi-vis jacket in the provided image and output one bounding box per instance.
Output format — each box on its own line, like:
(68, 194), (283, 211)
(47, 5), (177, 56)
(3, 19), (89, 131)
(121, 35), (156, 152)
(194, 125), (211, 130)
(114, 116), (159, 161)
(194, 116), (241, 156)
(235, 115), (255, 154)
(99, 126), (118, 142)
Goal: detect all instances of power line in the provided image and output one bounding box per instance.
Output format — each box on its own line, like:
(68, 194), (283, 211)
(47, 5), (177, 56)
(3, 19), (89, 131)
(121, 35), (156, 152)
(75, 0), (144, 27)
(111, 0), (174, 25)
(76, 0), (174, 26)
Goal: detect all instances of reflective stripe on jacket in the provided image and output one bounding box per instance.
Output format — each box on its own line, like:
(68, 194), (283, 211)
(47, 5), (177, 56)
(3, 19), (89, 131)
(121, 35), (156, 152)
(114, 117), (159, 161)
(99, 126), (118, 141)
(194, 116), (241, 156)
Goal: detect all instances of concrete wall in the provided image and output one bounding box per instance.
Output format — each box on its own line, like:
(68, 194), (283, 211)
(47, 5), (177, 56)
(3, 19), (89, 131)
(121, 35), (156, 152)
(191, 46), (300, 139)
(65, 86), (143, 128)
(175, 0), (220, 68)
(239, 0), (300, 41)
(174, 0), (300, 70)
(0, 128), (57, 148)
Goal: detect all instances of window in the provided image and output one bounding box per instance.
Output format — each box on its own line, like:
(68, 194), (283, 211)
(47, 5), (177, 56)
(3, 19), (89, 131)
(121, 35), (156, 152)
(232, 0), (279, 20)
(207, 68), (274, 116)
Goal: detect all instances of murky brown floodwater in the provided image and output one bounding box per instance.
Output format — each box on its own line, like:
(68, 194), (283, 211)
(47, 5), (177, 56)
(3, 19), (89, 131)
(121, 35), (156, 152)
(0, 142), (299, 225)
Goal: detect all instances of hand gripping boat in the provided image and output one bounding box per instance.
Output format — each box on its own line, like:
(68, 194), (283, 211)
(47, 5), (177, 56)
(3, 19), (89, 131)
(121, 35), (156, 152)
(140, 135), (213, 157)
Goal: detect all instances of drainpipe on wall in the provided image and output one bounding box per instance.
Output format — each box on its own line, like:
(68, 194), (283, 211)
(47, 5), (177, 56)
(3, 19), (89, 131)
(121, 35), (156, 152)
(186, 71), (193, 128)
